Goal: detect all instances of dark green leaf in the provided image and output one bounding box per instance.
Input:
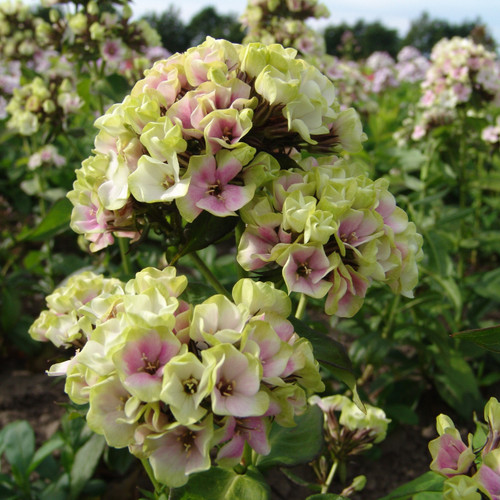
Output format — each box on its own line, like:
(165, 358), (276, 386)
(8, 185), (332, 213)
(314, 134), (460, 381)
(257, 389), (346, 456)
(452, 324), (500, 353)
(290, 318), (363, 410)
(255, 405), (323, 469)
(22, 198), (72, 242)
(29, 434), (65, 474)
(170, 466), (270, 500)
(69, 434), (105, 499)
(432, 351), (483, 419)
(378, 472), (445, 499)
(173, 211), (238, 261)
(306, 495), (347, 500)
(0, 421), (35, 481)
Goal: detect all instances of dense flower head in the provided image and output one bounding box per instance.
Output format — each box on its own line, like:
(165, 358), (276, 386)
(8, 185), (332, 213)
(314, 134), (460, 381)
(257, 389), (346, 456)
(30, 267), (324, 487)
(315, 55), (377, 114)
(67, 37), (368, 252)
(395, 46), (430, 83)
(237, 155), (423, 317)
(6, 74), (82, 135)
(397, 37), (500, 142)
(241, 0), (328, 57)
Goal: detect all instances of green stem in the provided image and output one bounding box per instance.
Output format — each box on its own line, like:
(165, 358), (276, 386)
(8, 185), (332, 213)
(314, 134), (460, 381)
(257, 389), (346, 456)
(141, 458), (167, 498)
(321, 459), (338, 494)
(190, 251), (231, 298)
(381, 294), (400, 340)
(457, 110), (467, 281)
(118, 237), (132, 278)
(295, 293), (307, 320)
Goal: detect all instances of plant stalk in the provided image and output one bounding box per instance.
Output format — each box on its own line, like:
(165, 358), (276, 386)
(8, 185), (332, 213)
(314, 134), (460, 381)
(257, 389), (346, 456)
(190, 251), (231, 298)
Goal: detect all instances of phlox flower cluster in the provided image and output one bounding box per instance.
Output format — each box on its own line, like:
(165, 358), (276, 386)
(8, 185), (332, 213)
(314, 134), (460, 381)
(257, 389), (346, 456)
(395, 46), (430, 84)
(67, 38), (368, 252)
(6, 75), (82, 135)
(421, 37), (500, 110)
(30, 267), (324, 487)
(428, 397), (500, 500)
(237, 155), (423, 317)
(315, 55), (376, 114)
(364, 51), (398, 94)
(0, 0), (46, 62)
(0, 59), (20, 118)
(241, 0), (329, 56)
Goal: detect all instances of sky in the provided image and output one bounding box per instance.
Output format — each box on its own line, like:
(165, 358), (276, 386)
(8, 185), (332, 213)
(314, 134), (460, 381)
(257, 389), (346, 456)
(130, 0), (500, 46)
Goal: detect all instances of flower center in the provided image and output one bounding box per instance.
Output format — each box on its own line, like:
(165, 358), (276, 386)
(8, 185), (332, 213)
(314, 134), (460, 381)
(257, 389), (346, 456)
(206, 180), (223, 199)
(297, 262), (312, 278)
(221, 126), (233, 143)
(178, 429), (196, 456)
(217, 378), (235, 397)
(140, 352), (160, 375)
(183, 376), (199, 395)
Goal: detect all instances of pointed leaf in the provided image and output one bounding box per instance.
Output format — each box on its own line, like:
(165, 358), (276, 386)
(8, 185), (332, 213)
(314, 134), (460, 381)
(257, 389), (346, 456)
(255, 404), (323, 469)
(452, 324), (500, 353)
(0, 421), (35, 479)
(290, 318), (363, 410)
(378, 472), (445, 499)
(170, 466), (270, 500)
(22, 198), (72, 242)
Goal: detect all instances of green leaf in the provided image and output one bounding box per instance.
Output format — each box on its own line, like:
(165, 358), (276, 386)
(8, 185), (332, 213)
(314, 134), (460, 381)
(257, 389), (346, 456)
(22, 198), (72, 242)
(28, 434), (65, 474)
(170, 466), (270, 500)
(290, 318), (363, 410)
(0, 421), (35, 481)
(432, 350), (483, 419)
(452, 324), (500, 353)
(306, 495), (347, 500)
(470, 268), (500, 303)
(69, 433), (105, 500)
(255, 404), (323, 469)
(378, 472), (445, 500)
(173, 211), (238, 261)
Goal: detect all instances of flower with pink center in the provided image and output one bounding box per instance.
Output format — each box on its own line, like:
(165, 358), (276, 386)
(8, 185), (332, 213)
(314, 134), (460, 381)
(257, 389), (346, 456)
(101, 39), (125, 64)
(145, 416), (213, 488)
(237, 223), (282, 271)
(429, 415), (475, 478)
(202, 343), (269, 417)
(241, 320), (293, 380)
(336, 209), (383, 255)
(113, 325), (184, 402)
(474, 449), (500, 500)
(216, 416), (270, 466)
(282, 244), (333, 299)
(176, 150), (256, 222)
(200, 108), (253, 154)
(325, 258), (370, 318)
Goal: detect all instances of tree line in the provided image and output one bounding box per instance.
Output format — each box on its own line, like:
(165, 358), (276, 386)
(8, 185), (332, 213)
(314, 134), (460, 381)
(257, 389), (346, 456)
(142, 7), (496, 58)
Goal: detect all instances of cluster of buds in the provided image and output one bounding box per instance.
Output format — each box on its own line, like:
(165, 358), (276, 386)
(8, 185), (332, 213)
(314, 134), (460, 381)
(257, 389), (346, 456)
(428, 397), (500, 500)
(241, 0), (329, 56)
(6, 75), (81, 135)
(67, 38), (368, 250)
(0, 0), (49, 61)
(310, 394), (390, 457)
(30, 267), (324, 487)
(237, 155), (423, 317)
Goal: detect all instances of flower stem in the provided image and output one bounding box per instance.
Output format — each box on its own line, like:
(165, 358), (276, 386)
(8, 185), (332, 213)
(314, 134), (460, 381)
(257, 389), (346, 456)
(295, 293), (307, 320)
(321, 459), (339, 494)
(118, 237), (132, 278)
(141, 458), (168, 498)
(190, 251), (231, 298)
